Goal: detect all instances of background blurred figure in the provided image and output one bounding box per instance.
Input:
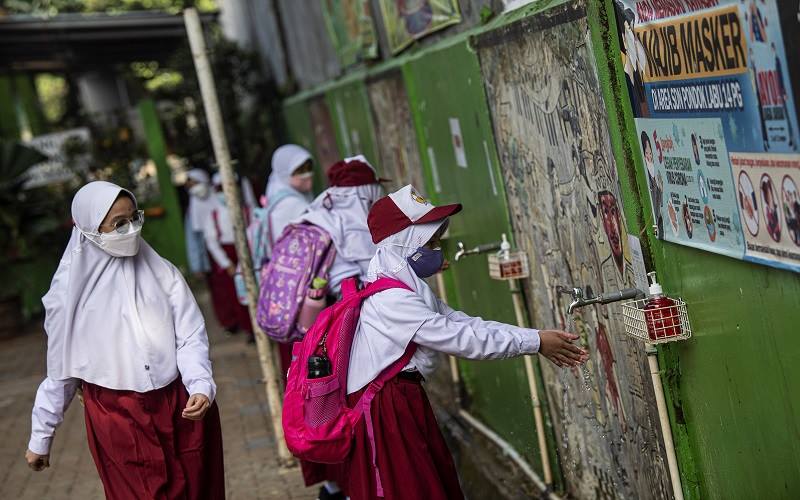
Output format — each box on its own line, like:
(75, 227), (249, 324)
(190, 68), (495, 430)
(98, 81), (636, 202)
(184, 168), (214, 278)
(203, 173), (253, 339)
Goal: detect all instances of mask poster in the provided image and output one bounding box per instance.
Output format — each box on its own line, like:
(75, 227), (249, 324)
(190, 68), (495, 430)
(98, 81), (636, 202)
(615, 0), (800, 273)
(321, 0), (378, 67)
(378, 0), (461, 54)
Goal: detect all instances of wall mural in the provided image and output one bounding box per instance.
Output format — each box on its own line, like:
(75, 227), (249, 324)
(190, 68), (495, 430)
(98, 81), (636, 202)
(477, 8), (671, 499)
(366, 73), (427, 193)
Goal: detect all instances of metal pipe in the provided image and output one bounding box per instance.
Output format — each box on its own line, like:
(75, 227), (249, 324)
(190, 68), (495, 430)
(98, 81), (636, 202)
(509, 279), (553, 487)
(183, 8), (292, 466)
(646, 344), (685, 500)
(458, 409), (563, 500)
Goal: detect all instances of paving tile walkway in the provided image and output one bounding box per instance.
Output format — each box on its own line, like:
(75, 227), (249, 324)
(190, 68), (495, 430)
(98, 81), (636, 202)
(0, 286), (314, 499)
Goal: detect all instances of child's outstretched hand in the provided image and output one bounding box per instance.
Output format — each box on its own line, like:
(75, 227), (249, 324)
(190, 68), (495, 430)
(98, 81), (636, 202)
(538, 330), (589, 367)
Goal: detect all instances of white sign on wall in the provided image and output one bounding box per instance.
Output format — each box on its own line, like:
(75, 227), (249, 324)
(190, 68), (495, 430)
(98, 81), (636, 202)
(23, 128), (91, 189)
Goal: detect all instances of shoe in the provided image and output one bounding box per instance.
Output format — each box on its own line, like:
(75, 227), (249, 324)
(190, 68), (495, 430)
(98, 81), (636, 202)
(317, 485), (345, 500)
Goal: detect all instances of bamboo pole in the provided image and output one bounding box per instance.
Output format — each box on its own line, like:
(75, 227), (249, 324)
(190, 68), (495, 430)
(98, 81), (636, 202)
(183, 8), (293, 466)
(508, 279), (553, 487)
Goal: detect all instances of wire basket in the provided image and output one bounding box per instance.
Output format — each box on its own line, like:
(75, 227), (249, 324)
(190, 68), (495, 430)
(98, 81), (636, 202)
(488, 251), (530, 280)
(621, 298), (692, 344)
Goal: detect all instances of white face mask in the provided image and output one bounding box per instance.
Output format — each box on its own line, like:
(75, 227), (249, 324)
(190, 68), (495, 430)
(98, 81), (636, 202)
(189, 183), (210, 199)
(80, 222), (143, 257)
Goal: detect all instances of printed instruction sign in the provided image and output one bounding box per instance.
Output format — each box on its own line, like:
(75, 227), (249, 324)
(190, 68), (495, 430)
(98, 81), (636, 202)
(637, 117), (743, 258)
(730, 152), (800, 271)
(615, 0), (800, 273)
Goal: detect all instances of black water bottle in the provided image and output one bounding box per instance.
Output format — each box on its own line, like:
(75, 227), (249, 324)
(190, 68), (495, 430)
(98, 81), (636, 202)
(307, 354), (331, 379)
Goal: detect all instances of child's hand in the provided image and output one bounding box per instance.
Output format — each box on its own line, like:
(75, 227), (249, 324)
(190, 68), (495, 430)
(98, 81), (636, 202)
(538, 330), (588, 367)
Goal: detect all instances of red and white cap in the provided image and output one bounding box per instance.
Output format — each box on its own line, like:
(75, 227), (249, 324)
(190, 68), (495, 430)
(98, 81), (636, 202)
(368, 185), (462, 243)
(327, 155), (388, 187)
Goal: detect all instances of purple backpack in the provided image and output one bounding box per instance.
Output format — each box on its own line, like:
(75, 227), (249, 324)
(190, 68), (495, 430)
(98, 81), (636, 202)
(256, 223), (336, 342)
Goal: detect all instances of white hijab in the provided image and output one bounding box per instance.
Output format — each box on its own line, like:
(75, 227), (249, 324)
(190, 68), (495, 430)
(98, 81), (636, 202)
(348, 218), (448, 393)
(186, 168), (215, 232)
(267, 144), (312, 199)
(367, 219), (445, 305)
(43, 181), (205, 386)
(300, 183), (384, 264)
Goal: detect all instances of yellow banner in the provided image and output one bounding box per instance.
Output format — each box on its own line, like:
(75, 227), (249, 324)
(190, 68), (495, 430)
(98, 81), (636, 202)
(635, 5), (748, 83)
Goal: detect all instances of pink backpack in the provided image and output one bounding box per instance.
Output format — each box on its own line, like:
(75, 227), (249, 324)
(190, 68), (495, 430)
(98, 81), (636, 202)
(256, 223), (336, 342)
(282, 277), (415, 496)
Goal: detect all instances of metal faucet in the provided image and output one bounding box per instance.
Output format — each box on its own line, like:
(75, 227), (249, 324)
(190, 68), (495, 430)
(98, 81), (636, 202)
(454, 241), (502, 262)
(557, 285), (645, 314)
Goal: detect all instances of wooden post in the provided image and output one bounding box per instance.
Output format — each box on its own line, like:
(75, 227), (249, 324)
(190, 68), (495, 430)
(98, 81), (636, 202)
(183, 8), (293, 466)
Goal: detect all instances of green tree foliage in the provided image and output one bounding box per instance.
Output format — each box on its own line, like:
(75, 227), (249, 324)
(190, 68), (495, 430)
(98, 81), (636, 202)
(3, 0), (217, 15)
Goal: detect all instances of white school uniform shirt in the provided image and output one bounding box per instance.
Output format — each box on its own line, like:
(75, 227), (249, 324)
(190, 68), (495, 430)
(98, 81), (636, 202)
(29, 181), (215, 455)
(347, 220), (540, 394)
(203, 199), (238, 269)
(297, 183), (383, 294)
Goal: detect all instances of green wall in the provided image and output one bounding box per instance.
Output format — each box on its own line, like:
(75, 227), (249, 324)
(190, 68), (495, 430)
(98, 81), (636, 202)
(138, 99), (188, 270)
(282, 99), (327, 192)
(281, 0), (800, 497)
(589, 0), (800, 498)
(324, 80), (382, 175)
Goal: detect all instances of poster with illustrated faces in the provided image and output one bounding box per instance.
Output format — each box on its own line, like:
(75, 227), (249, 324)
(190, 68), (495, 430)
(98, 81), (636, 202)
(636, 117), (744, 258)
(729, 152), (800, 271)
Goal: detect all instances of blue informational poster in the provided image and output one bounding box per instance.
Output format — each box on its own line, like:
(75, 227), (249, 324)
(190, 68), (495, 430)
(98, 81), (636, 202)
(615, 0), (800, 273)
(637, 117), (744, 258)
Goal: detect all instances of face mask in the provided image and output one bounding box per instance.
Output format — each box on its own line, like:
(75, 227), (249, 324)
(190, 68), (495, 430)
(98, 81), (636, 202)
(216, 192), (227, 205)
(406, 247), (444, 278)
(189, 183), (209, 199)
(80, 223), (142, 257)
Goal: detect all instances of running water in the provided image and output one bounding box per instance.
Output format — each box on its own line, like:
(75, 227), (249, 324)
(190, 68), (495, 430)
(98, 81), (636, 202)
(566, 314), (593, 391)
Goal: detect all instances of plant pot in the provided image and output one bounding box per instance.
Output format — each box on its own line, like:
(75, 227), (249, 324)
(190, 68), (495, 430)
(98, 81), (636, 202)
(0, 295), (23, 338)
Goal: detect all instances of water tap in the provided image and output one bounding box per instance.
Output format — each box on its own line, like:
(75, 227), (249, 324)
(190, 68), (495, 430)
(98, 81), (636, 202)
(557, 284), (644, 314)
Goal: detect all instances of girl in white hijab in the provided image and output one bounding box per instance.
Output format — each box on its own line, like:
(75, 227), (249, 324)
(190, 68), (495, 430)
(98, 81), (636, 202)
(343, 185), (588, 499)
(25, 181), (224, 499)
(265, 144), (315, 243)
(297, 155), (384, 295)
(184, 168), (215, 276)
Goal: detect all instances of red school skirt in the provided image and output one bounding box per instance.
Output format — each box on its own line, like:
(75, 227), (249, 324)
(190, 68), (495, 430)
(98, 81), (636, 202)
(342, 374), (464, 500)
(82, 378), (225, 500)
(208, 244), (253, 333)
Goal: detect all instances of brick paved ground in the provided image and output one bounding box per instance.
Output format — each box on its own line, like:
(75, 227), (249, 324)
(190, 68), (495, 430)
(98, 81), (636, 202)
(0, 286), (315, 500)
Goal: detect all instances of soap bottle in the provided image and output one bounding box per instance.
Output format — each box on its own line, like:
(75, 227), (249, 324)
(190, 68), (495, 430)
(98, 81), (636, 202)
(643, 271), (681, 340)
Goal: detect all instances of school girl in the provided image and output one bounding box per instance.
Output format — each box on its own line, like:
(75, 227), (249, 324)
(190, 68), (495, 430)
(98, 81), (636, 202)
(184, 168), (215, 277)
(203, 173), (253, 337)
(264, 144), (315, 243)
(297, 155), (385, 295)
(25, 181), (224, 499)
(344, 185), (589, 499)
(290, 155), (384, 499)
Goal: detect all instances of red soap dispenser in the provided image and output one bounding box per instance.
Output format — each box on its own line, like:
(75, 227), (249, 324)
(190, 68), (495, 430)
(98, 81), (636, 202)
(644, 271), (682, 340)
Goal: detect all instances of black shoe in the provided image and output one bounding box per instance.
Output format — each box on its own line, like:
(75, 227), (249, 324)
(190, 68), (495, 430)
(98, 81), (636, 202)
(317, 485), (345, 500)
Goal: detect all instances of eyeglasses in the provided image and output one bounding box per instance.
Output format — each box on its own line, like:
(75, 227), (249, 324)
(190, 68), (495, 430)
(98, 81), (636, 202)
(100, 210), (145, 234)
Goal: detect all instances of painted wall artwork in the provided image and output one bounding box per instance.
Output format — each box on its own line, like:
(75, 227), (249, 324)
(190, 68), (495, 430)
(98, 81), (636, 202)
(366, 73), (427, 192)
(378, 0), (461, 54)
(478, 8), (671, 499)
(615, 0), (800, 272)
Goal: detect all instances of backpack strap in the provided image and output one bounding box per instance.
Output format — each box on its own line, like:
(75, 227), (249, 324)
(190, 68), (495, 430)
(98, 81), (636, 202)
(356, 344), (418, 497)
(212, 209), (221, 241)
(340, 277), (359, 299)
(353, 277), (416, 497)
(264, 189), (301, 249)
